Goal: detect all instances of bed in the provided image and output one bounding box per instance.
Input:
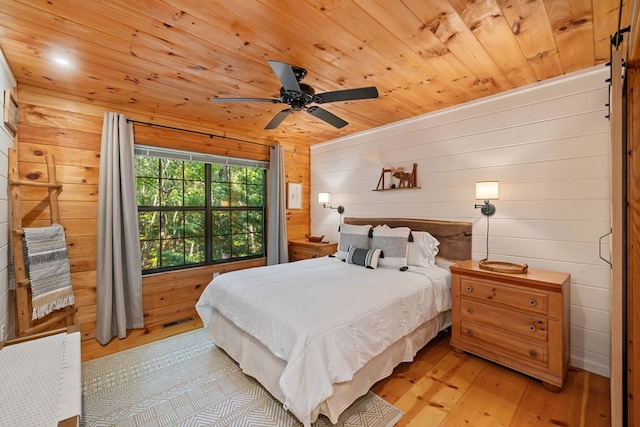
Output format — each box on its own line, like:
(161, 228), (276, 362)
(196, 217), (472, 426)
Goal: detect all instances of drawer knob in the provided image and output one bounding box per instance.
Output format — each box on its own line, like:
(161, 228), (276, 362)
(529, 325), (536, 332)
(529, 350), (537, 357)
(466, 308), (473, 314)
(465, 286), (473, 292)
(529, 299), (537, 307)
(466, 329), (473, 336)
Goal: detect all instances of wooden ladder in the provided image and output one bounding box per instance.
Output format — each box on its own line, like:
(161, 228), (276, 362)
(8, 147), (77, 338)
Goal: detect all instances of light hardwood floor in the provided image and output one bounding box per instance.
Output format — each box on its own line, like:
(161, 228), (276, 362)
(82, 321), (611, 427)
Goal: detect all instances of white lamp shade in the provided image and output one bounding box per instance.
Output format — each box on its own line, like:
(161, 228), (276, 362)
(318, 192), (330, 204)
(476, 181), (499, 200)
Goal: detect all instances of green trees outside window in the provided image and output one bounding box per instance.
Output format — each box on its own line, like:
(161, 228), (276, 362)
(135, 155), (265, 273)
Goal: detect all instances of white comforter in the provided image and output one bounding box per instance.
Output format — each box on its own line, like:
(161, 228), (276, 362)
(195, 256), (451, 426)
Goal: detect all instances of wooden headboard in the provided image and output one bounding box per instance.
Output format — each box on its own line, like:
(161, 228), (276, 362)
(343, 217), (472, 262)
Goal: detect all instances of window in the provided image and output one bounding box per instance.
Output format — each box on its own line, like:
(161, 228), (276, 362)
(135, 146), (267, 274)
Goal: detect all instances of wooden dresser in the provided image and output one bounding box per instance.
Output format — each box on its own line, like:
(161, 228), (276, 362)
(288, 239), (338, 262)
(450, 260), (570, 390)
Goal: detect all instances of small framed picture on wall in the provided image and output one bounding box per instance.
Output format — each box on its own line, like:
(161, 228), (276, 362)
(3, 89), (18, 136)
(287, 182), (302, 209)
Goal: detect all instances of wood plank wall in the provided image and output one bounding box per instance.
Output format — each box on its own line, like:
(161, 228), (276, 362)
(13, 85), (310, 341)
(311, 67), (612, 377)
(0, 53), (17, 340)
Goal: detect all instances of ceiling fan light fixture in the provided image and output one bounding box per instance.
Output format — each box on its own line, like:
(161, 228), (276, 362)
(212, 60), (379, 130)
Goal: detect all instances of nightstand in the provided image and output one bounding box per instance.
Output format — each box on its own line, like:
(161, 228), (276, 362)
(288, 239), (338, 262)
(450, 260), (570, 391)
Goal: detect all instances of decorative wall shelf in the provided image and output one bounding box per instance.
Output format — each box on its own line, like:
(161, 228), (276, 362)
(375, 163), (419, 191)
(372, 186), (421, 192)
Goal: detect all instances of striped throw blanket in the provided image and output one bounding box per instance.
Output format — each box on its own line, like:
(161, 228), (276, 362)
(23, 224), (75, 320)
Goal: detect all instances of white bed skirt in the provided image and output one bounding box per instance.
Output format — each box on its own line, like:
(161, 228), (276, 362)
(208, 309), (451, 425)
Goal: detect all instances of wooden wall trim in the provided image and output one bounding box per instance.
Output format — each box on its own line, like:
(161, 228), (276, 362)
(627, 65), (640, 427)
(609, 49), (624, 427)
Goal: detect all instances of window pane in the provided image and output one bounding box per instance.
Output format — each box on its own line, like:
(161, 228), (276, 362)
(161, 239), (184, 267)
(248, 211), (263, 255)
(184, 180), (205, 206)
(141, 240), (159, 270)
(230, 183), (246, 206)
(247, 184), (262, 206)
(250, 233), (263, 254)
(212, 211), (231, 234)
(135, 156), (159, 178)
(160, 179), (183, 206)
(212, 183), (230, 207)
(162, 211), (184, 239)
(230, 166), (247, 183)
(184, 161), (204, 180)
(232, 234), (249, 257)
(248, 211), (263, 233)
(211, 164), (229, 183)
(247, 168), (263, 185)
(184, 211), (205, 238)
(231, 211), (247, 234)
(139, 211), (160, 240)
(161, 158), (183, 179)
(212, 235), (231, 261)
(137, 177), (159, 206)
(247, 234), (262, 255)
(185, 238), (205, 264)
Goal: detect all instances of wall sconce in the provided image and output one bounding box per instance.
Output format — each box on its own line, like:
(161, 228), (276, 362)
(474, 181), (498, 265)
(318, 192), (344, 214)
(474, 181), (499, 216)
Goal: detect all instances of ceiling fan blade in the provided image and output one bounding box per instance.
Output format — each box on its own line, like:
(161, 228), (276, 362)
(268, 60), (302, 96)
(307, 106), (348, 129)
(264, 108), (293, 130)
(314, 86), (379, 104)
(212, 97), (280, 103)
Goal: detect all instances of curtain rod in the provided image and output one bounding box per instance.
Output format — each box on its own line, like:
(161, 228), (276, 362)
(127, 119), (271, 148)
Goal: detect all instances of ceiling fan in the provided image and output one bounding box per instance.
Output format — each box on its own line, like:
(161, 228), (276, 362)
(212, 60), (379, 130)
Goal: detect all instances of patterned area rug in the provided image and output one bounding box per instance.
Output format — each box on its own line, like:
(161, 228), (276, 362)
(81, 328), (403, 427)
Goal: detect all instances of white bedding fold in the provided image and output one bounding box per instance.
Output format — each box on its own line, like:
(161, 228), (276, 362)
(195, 257), (451, 426)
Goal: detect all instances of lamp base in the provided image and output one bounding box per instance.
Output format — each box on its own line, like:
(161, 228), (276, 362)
(479, 259), (528, 274)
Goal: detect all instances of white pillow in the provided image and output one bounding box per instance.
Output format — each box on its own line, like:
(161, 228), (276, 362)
(336, 224), (372, 259)
(372, 226), (411, 269)
(407, 231), (440, 267)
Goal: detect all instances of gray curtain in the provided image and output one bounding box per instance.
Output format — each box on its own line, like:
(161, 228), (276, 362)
(96, 112), (143, 345)
(267, 144), (288, 265)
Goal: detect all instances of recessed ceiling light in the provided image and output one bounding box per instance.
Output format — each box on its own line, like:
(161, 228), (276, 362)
(54, 57), (70, 66)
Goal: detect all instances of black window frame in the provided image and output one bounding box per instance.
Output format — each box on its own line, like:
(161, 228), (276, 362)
(135, 149), (267, 275)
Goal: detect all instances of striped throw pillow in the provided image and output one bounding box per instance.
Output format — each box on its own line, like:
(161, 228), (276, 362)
(346, 246), (382, 269)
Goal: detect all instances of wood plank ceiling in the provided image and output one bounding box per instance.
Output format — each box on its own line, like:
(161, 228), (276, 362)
(0, 0), (632, 147)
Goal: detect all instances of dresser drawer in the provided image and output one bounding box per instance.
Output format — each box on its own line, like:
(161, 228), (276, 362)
(290, 246), (321, 261)
(459, 276), (549, 315)
(460, 299), (548, 342)
(459, 320), (548, 368)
